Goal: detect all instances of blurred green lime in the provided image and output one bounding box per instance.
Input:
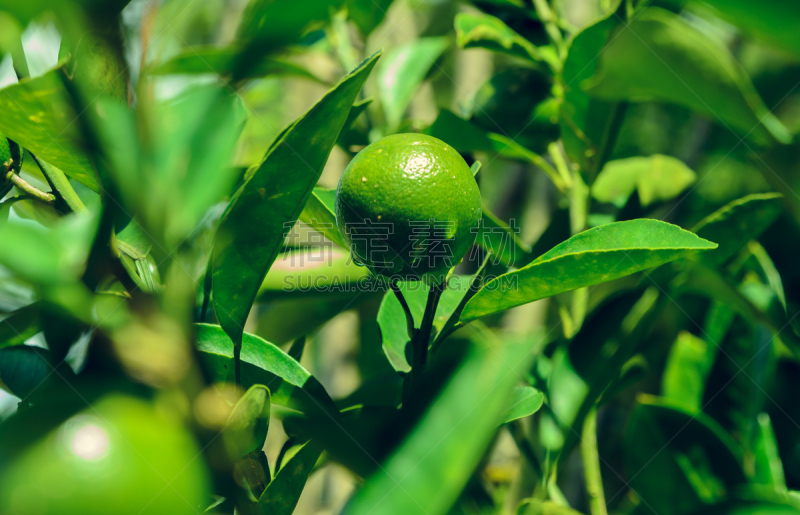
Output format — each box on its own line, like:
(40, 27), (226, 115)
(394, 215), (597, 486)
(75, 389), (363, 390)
(335, 133), (482, 282)
(0, 393), (210, 515)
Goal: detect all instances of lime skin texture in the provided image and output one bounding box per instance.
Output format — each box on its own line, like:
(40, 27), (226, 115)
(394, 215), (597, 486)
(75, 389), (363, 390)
(335, 133), (482, 282)
(0, 393), (211, 515)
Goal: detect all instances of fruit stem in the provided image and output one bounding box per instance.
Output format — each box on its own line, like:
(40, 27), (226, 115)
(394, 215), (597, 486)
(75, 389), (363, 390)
(404, 281), (445, 403)
(390, 280), (415, 340)
(4, 171), (56, 205)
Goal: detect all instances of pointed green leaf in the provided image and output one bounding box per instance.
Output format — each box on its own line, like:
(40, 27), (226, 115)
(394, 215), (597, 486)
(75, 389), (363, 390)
(378, 38), (448, 131)
(346, 0), (394, 37)
(688, 0), (800, 58)
(455, 12), (553, 66)
(692, 193), (783, 267)
(211, 51), (380, 346)
(257, 441), (321, 515)
(661, 331), (715, 413)
(298, 187), (347, 249)
(0, 67), (98, 191)
(423, 109), (494, 153)
(150, 46), (324, 83)
(461, 219), (716, 321)
(625, 396), (746, 515)
(194, 323), (337, 416)
(560, 7), (620, 172)
(753, 413), (786, 490)
(346, 333), (537, 515)
(593, 154), (697, 207)
(503, 385), (544, 424)
(585, 8), (791, 145)
(225, 385), (271, 460)
(0, 303), (41, 349)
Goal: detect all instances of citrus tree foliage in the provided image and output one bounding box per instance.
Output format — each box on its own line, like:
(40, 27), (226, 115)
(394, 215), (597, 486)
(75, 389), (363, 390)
(1, 0), (800, 514)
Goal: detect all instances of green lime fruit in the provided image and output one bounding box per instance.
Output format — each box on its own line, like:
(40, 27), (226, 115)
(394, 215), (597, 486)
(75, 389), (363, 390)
(335, 133), (482, 281)
(0, 393), (211, 515)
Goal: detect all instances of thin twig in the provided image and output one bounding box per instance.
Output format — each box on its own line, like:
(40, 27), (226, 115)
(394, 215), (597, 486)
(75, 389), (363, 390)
(390, 279), (415, 340)
(5, 172), (56, 205)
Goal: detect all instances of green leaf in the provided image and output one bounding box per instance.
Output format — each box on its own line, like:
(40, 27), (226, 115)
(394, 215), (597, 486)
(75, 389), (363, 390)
(337, 97), (373, 149)
(297, 187), (347, 248)
(0, 303), (41, 349)
(691, 193), (784, 267)
(346, 332), (537, 515)
(470, 68), (559, 153)
(378, 275), (474, 373)
(194, 323), (337, 415)
(461, 219), (717, 322)
(0, 220), (86, 285)
(584, 8), (791, 145)
(346, 0), (394, 37)
(150, 46), (323, 83)
(235, 0), (337, 51)
(378, 37), (449, 131)
(211, 51), (380, 346)
(688, 0), (800, 58)
(423, 109), (495, 153)
(503, 385), (544, 424)
(559, 7), (619, 172)
(478, 205), (533, 268)
(257, 441), (321, 515)
(257, 247), (370, 301)
(0, 345), (73, 399)
(661, 331), (714, 413)
(225, 385), (271, 460)
(753, 413), (786, 490)
(0, 67), (98, 191)
(593, 154), (697, 207)
(455, 12), (554, 67)
(625, 395), (746, 515)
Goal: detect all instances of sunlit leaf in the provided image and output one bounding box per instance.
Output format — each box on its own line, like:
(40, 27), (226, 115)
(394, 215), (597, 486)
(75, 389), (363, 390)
(211, 51), (380, 346)
(0, 67), (98, 191)
(194, 323), (337, 416)
(593, 154), (696, 207)
(503, 385), (544, 424)
(455, 12), (556, 67)
(461, 219), (716, 321)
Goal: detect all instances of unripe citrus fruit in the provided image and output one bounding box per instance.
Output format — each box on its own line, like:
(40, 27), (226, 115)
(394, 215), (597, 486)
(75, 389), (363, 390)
(335, 133), (481, 281)
(0, 393), (210, 515)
